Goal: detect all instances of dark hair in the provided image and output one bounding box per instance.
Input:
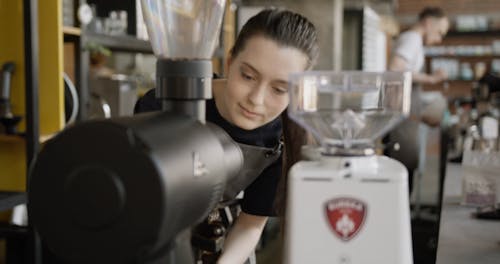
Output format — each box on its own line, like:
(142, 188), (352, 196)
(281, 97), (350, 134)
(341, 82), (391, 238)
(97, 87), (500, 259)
(274, 111), (307, 218)
(418, 7), (446, 21)
(231, 8), (319, 69)
(230, 9), (319, 218)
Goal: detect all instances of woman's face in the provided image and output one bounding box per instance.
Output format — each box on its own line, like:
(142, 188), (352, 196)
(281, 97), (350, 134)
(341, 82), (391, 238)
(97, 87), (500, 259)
(215, 35), (308, 130)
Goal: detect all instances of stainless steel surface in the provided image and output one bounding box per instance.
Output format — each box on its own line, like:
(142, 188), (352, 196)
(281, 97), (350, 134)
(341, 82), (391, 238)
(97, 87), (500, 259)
(436, 163), (500, 264)
(63, 73), (79, 124)
(301, 145), (377, 159)
(0, 62), (15, 117)
(155, 59), (213, 122)
(322, 145), (375, 156)
(1, 62), (15, 100)
(88, 93), (111, 119)
(89, 75), (137, 118)
(156, 76), (211, 99)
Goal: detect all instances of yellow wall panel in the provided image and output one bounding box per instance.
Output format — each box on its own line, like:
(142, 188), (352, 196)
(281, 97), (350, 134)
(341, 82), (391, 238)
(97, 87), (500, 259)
(0, 0), (26, 129)
(0, 0), (63, 191)
(0, 0), (27, 191)
(0, 140), (26, 191)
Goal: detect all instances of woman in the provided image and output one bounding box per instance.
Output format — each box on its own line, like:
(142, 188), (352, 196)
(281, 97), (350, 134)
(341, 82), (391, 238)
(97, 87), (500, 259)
(135, 8), (319, 263)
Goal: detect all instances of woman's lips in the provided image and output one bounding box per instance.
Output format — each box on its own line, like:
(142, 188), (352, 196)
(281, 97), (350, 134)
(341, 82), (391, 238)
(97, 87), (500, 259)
(239, 104), (262, 119)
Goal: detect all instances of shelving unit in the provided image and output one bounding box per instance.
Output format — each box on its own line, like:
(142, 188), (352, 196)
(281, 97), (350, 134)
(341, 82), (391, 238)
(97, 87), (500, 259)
(62, 26), (81, 36)
(423, 80), (478, 99)
(70, 0), (236, 120)
(424, 29), (500, 99)
(75, 31), (154, 120)
(446, 30), (500, 37)
(427, 54), (500, 58)
(0, 135), (25, 143)
(84, 32), (152, 53)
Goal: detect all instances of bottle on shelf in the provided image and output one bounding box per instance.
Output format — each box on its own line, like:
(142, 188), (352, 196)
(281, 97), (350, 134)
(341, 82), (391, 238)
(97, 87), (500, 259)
(460, 62), (474, 80)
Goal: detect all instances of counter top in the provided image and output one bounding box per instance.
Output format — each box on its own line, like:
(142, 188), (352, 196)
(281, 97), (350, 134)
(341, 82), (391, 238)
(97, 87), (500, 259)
(436, 163), (500, 264)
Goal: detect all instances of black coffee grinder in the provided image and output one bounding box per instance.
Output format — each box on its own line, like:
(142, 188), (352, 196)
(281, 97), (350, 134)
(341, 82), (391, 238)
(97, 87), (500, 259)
(28, 1), (242, 263)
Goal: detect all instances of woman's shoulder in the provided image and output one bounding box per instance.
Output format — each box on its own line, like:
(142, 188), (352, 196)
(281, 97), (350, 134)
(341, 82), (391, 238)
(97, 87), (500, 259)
(399, 30), (422, 43)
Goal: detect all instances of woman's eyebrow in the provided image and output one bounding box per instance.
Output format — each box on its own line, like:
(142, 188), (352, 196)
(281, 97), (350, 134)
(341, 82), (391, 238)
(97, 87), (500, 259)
(273, 80), (288, 86)
(241, 62), (259, 74)
(241, 62), (288, 85)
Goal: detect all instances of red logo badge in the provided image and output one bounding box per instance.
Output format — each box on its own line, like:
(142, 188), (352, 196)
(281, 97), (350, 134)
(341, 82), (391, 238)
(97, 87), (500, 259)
(325, 197), (367, 241)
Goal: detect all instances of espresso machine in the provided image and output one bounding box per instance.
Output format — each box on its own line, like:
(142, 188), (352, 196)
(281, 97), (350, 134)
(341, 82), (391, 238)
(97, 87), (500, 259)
(284, 71), (413, 264)
(28, 1), (243, 263)
(461, 72), (500, 219)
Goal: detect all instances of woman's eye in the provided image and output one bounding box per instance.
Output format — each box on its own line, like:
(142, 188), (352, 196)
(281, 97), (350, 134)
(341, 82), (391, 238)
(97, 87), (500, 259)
(273, 87), (287, 95)
(241, 72), (254, 81)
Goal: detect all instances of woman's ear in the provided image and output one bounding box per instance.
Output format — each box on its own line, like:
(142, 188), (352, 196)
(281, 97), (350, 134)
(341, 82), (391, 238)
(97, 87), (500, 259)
(224, 54), (233, 77)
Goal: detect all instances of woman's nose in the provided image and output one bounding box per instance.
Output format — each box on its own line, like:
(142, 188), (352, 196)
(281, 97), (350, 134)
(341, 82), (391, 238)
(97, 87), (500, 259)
(248, 84), (266, 106)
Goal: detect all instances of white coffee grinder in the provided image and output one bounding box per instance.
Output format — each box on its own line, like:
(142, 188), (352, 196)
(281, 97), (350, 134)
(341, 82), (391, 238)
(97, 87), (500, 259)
(284, 71), (413, 264)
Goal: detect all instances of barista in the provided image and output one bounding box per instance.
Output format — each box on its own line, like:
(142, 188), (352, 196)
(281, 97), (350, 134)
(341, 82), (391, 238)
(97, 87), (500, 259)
(387, 7), (450, 193)
(134, 8), (319, 263)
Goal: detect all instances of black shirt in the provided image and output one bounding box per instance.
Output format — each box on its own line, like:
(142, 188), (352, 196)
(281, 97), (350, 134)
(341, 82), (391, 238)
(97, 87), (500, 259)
(134, 89), (283, 216)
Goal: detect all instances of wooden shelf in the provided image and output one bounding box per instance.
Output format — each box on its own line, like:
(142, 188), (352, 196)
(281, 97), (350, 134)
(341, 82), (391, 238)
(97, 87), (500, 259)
(63, 26), (81, 36)
(424, 80), (474, 99)
(447, 30), (500, 37)
(0, 134), (24, 143)
(427, 54), (500, 58)
(84, 32), (153, 54)
(0, 133), (55, 143)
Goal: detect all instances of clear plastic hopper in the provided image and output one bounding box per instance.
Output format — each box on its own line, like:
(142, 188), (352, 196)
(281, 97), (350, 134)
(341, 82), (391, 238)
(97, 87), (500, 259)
(140, 0), (226, 121)
(288, 71), (412, 150)
(141, 0), (226, 59)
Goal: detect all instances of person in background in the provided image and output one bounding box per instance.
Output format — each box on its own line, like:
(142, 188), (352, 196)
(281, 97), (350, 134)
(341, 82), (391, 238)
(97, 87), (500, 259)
(387, 6), (450, 193)
(390, 7), (449, 89)
(135, 8), (319, 264)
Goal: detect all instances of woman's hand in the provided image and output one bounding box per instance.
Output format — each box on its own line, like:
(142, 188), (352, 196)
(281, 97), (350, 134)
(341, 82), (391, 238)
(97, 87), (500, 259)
(217, 212), (268, 264)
